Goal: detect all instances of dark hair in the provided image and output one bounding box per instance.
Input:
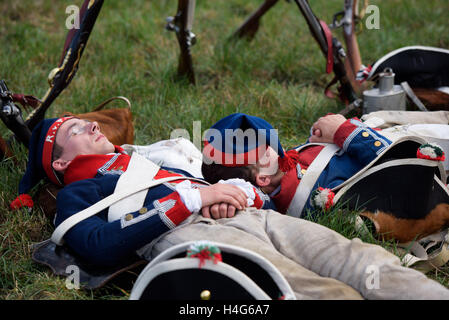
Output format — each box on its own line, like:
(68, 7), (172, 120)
(52, 142), (64, 162)
(201, 162), (258, 185)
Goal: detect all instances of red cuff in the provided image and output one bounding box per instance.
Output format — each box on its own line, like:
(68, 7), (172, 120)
(159, 192), (192, 226)
(253, 188), (264, 209)
(333, 119), (358, 148)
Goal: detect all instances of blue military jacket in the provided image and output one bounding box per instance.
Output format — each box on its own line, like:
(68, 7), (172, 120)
(54, 166), (275, 266)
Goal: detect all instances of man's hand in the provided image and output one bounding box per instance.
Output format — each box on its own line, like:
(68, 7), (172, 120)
(199, 183), (248, 211)
(201, 203), (238, 219)
(309, 114), (346, 143)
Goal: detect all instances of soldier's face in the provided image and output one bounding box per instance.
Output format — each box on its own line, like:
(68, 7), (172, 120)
(257, 146), (279, 176)
(55, 118), (115, 161)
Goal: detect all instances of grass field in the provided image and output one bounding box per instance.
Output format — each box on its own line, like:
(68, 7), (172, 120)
(1, 0), (449, 299)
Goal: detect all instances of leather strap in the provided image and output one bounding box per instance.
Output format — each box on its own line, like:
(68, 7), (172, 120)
(319, 20), (334, 74)
(51, 175), (207, 246)
(287, 144), (339, 217)
(398, 229), (449, 273)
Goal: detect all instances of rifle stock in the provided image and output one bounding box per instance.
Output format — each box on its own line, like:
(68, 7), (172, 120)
(233, 0), (361, 103)
(293, 0), (358, 103)
(167, 0), (197, 84)
(25, 0), (104, 132)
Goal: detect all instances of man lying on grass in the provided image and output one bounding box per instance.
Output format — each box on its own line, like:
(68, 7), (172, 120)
(10, 115), (449, 299)
(201, 113), (449, 243)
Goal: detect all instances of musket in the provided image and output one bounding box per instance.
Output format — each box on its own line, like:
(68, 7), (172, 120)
(232, 0), (280, 39)
(24, 0), (104, 132)
(232, 0), (360, 104)
(330, 0), (363, 81)
(0, 0), (104, 148)
(0, 80), (32, 146)
(292, 0), (359, 103)
(166, 0), (197, 84)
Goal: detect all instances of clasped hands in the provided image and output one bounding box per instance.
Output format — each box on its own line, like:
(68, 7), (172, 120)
(198, 183), (248, 219)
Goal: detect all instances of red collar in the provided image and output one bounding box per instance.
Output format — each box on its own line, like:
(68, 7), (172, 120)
(64, 146), (130, 185)
(271, 145), (324, 213)
(271, 169), (300, 214)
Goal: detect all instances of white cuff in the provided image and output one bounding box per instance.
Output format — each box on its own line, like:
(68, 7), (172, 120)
(218, 178), (255, 207)
(175, 180), (202, 213)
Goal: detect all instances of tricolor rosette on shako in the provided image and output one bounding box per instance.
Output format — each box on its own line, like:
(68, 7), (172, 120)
(417, 143), (446, 162)
(186, 241), (223, 268)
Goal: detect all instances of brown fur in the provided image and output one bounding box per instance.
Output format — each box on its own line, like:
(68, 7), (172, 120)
(413, 88), (449, 111)
(0, 134), (13, 161)
(361, 203), (449, 243)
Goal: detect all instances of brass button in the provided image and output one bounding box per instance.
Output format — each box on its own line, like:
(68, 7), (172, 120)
(125, 213), (133, 221)
(139, 207), (148, 214)
(200, 290), (211, 300)
(374, 141), (382, 147)
(301, 169), (307, 175)
(362, 131), (369, 138)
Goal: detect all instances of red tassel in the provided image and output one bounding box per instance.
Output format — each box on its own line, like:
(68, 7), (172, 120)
(10, 194), (34, 210)
(278, 150), (300, 172)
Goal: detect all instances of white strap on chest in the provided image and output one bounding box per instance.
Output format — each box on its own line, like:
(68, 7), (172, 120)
(286, 144), (339, 218)
(108, 153), (160, 222)
(51, 152), (208, 246)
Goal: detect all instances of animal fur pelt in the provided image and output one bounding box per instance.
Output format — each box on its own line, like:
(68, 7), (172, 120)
(0, 134), (16, 163)
(413, 88), (449, 111)
(0, 134), (10, 161)
(63, 107), (134, 146)
(361, 203), (449, 243)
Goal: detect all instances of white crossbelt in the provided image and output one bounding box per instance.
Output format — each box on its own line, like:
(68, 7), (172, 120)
(287, 144), (340, 218)
(108, 153), (160, 222)
(51, 153), (207, 246)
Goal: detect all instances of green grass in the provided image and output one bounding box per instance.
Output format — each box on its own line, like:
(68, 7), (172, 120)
(1, 0), (448, 299)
